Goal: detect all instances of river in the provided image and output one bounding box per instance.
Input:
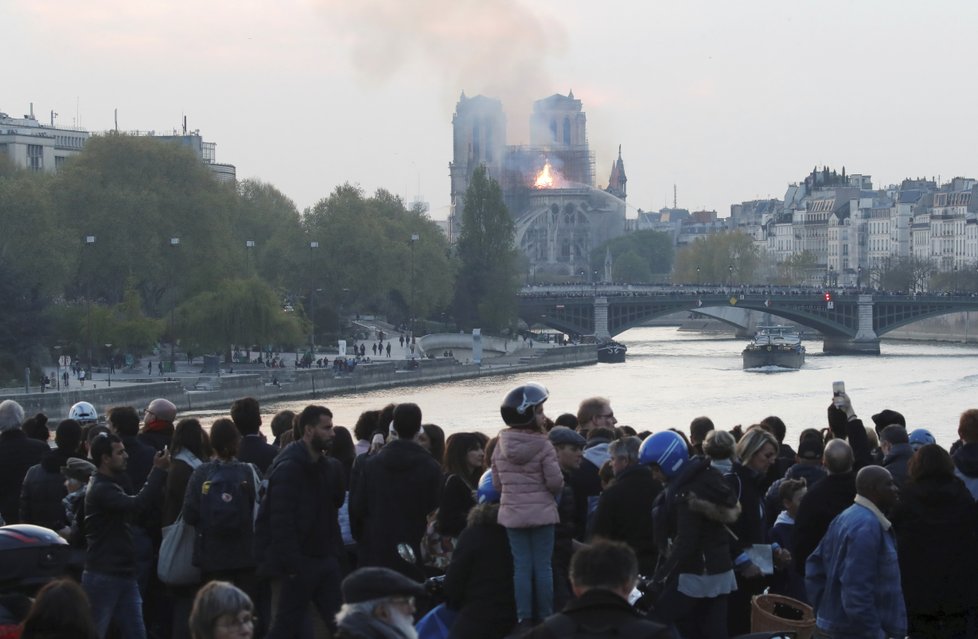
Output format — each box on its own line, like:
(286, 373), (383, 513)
(190, 327), (978, 449)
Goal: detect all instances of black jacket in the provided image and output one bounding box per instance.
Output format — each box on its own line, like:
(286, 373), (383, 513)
(523, 588), (671, 639)
(350, 439), (441, 578)
(0, 429), (50, 524)
(882, 442), (913, 489)
(591, 464), (660, 575)
(84, 467), (167, 575)
(238, 434), (278, 475)
(891, 474), (978, 617)
(19, 448), (76, 530)
(436, 473), (476, 538)
(724, 461), (768, 551)
(120, 434), (157, 492)
(254, 441), (345, 577)
(444, 503), (516, 639)
(791, 471), (855, 576)
(653, 457), (740, 584)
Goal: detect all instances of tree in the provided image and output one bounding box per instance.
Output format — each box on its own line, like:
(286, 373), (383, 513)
(52, 133), (243, 314)
(302, 184), (454, 332)
(673, 232), (760, 284)
(453, 166), (520, 332)
(177, 278), (306, 360)
(591, 230), (674, 282)
(875, 256), (935, 292)
(775, 251), (819, 286)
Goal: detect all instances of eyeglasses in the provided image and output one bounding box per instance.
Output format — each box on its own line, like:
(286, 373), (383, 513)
(216, 613), (256, 631)
(599, 412), (615, 419)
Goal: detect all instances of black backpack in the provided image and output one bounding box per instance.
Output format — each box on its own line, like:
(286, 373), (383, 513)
(199, 463), (254, 538)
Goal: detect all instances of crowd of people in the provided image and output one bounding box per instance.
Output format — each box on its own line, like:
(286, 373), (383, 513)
(0, 382), (975, 639)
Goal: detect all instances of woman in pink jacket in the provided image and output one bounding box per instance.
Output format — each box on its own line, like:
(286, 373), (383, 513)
(491, 382), (564, 629)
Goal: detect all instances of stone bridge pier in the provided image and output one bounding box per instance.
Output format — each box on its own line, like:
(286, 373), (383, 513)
(823, 295), (880, 354)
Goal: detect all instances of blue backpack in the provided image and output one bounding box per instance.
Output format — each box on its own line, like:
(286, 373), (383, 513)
(199, 463), (254, 538)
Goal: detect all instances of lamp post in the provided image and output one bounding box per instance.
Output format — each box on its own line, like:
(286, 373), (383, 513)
(728, 264), (733, 291)
(169, 237), (180, 370)
(53, 345), (62, 391)
(857, 266), (862, 292)
(105, 343), (113, 387)
(410, 234), (419, 335)
(84, 235), (96, 368)
(308, 241), (319, 353)
(696, 266), (701, 285)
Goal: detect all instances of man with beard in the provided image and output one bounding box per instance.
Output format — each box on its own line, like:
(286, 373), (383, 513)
(335, 567), (426, 639)
(255, 404), (346, 638)
(83, 433), (170, 639)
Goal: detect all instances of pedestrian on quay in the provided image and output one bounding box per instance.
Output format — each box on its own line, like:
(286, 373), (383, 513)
(492, 383), (563, 631)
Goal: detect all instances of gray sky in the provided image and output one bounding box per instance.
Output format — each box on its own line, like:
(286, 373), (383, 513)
(6, 0), (977, 220)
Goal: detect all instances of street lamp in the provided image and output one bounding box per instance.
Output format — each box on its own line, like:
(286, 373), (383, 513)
(696, 266), (701, 284)
(728, 264), (733, 289)
(169, 237), (180, 370)
(410, 233), (419, 335)
(105, 344), (113, 387)
(84, 235), (96, 368)
(308, 241), (320, 353)
(857, 266), (862, 291)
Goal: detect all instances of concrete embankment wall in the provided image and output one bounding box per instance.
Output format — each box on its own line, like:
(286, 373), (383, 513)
(11, 346), (596, 417)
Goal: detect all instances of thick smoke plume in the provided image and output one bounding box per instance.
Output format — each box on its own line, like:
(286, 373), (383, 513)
(322, 0), (567, 141)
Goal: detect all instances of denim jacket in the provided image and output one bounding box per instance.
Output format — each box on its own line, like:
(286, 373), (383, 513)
(805, 500), (906, 639)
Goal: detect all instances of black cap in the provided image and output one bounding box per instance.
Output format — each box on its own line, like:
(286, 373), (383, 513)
(871, 409), (905, 433)
(341, 567), (426, 604)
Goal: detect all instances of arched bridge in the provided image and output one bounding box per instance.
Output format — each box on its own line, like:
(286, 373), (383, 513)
(517, 285), (978, 354)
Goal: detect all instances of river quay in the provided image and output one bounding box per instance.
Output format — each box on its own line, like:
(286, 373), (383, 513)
(2, 339), (596, 419)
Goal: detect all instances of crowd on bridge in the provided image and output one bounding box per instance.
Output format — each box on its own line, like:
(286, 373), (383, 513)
(0, 381), (976, 638)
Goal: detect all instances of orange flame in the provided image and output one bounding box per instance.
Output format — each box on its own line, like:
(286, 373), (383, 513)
(534, 161), (558, 188)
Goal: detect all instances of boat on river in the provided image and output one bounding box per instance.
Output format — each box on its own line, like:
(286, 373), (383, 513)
(743, 326), (805, 370)
(597, 339), (627, 363)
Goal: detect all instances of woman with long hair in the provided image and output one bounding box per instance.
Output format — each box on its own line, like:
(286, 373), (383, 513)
(437, 433), (486, 537)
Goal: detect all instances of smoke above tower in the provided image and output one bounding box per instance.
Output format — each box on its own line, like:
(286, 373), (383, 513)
(322, 0), (567, 141)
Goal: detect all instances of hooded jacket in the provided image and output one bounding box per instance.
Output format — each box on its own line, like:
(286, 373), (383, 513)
(653, 456), (741, 584)
(491, 427), (563, 528)
(349, 438), (442, 577)
(254, 441), (346, 577)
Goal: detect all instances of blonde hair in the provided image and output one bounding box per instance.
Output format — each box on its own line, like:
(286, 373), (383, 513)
(735, 427), (778, 465)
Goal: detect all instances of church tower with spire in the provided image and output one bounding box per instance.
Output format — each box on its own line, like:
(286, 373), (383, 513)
(606, 145), (627, 200)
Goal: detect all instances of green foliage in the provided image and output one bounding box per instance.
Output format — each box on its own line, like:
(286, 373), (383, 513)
(453, 166), (520, 332)
(303, 184), (454, 330)
(53, 133), (242, 312)
(177, 278), (306, 353)
(673, 232), (759, 284)
(592, 230), (673, 282)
